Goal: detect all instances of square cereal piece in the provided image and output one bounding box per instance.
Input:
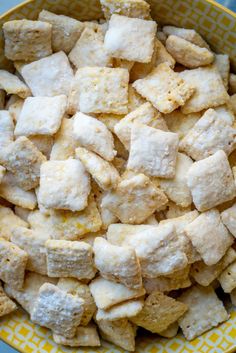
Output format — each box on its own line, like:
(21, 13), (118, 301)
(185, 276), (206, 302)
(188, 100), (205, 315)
(114, 102), (168, 150)
(96, 298), (144, 321)
(229, 73), (236, 94)
(164, 109), (201, 140)
(31, 283), (84, 338)
(127, 124), (179, 178)
(218, 261), (236, 293)
(163, 26), (209, 48)
(101, 173), (168, 224)
(104, 15), (156, 63)
(0, 283), (17, 317)
(3, 19), (52, 61)
(89, 276), (145, 310)
(0, 206), (28, 241)
(4, 272), (57, 315)
(45, 239), (96, 280)
(133, 63), (194, 114)
(57, 278), (96, 326)
(0, 70), (31, 98)
(130, 291), (187, 333)
(0, 136), (46, 191)
(21, 52), (74, 97)
(187, 150), (236, 211)
(180, 66), (229, 114)
(178, 285), (228, 340)
(159, 153), (193, 207)
(69, 27), (112, 69)
(73, 113), (116, 161)
(15, 95), (67, 136)
(166, 35), (213, 68)
(38, 10), (84, 54)
(76, 147), (120, 190)
(180, 108), (236, 161)
(0, 111), (14, 152)
(97, 319), (136, 351)
(93, 237), (142, 289)
(38, 159), (90, 212)
(100, 0), (150, 20)
(191, 247), (236, 287)
(185, 209), (233, 266)
(0, 239), (28, 289)
(53, 323), (100, 347)
(0, 172), (37, 210)
(68, 67), (129, 115)
(11, 227), (49, 275)
(214, 54), (230, 90)
(221, 202), (236, 238)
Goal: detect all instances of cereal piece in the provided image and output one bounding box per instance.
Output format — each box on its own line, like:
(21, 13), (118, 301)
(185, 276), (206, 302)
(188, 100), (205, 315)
(21, 52), (74, 97)
(0, 111), (14, 154)
(89, 276), (145, 309)
(0, 283), (17, 317)
(45, 239), (96, 280)
(180, 66), (229, 114)
(191, 247), (236, 286)
(107, 223), (157, 245)
(130, 291), (187, 333)
(0, 206), (28, 241)
(0, 70), (30, 99)
(53, 323), (100, 347)
(180, 108), (236, 160)
(15, 95), (67, 136)
(229, 73), (236, 94)
(38, 10), (84, 53)
(0, 172), (37, 210)
(114, 102), (168, 150)
(164, 110), (201, 140)
(57, 278), (96, 326)
(101, 173), (168, 224)
(76, 147), (120, 190)
(94, 237), (142, 289)
(221, 202), (236, 237)
(158, 153), (193, 207)
(27, 211), (54, 239)
(0, 136), (46, 191)
(8, 96), (24, 122)
(159, 322), (179, 338)
(187, 150), (236, 211)
(178, 285), (228, 340)
(104, 15), (156, 63)
(14, 206), (30, 222)
(113, 58), (134, 72)
(49, 195), (102, 240)
(155, 38), (175, 69)
(100, 0), (150, 20)
(97, 113), (124, 133)
(68, 67), (128, 115)
(133, 63), (194, 114)
(0, 239), (28, 289)
(214, 54), (230, 90)
(4, 272), (57, 314)
(163, 202), (191, 219)
(38, 159), (90, 212)
(166, 35), (213, 68)
(73, 113), (116, 161)
(95, 190), (119, 229)
(3, 20), (52, 61)
(97, 319), (136, 351)
(127, 124), (179, 178)
(29, 135), (54, 159)
(69, 27), (112, 69)
(185, 209), (233, 265)
(127, 85), (146, 112)
(218, 261), (236, 293)
(31, 283), (84, 338)
(96, 299), (144, 321)
(145, 214), (158, 225)
(163, 26), (209, 48)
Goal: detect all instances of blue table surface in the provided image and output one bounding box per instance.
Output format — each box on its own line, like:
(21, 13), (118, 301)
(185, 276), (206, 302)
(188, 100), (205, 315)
(0, 0), (235, 352)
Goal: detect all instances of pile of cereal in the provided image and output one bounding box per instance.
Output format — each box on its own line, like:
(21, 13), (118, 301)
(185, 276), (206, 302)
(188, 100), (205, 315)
(0, 0), (235, 350)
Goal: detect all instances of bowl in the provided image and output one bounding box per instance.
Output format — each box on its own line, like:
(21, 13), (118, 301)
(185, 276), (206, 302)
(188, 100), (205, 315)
(0, 1), (236, 352)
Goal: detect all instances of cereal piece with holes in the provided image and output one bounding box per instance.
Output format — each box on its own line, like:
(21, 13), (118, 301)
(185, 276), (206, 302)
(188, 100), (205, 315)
(0, 70), (31, 99)
(100, 0), (150, 20)
(218, 261), (236, 293)
(0, 283), (17, 317)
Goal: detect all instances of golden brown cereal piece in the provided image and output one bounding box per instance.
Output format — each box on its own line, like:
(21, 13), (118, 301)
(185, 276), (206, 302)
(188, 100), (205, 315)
(0, 205), (28, 241)
(97, 319), (136, 351)
(104, 15), (156, 63)
(165, 35), (214, 68)
(38, 10), (84, 53)
(218, 261), (236, 293)
(94, 237), (142, 289)
(52, 323), (100, 347)
(57, 278), (96, 326)
(113, 58), (134, 72)
(159, 322), (179, 338)
(100, 0), (150, 20)
(96, 298), (144, 321)
(133, 63), (194, 114)
(0, 283), (17, 317)
(164, 109), (201, 140)
(0, 70), (31, 99)
(31, 283), (84, 338)
(0, 239), (28, 289)
(178, 285), (228, 340)
(3, 19), (52, 61)
(130, 291), (187, 333)
(163, 26), (210, 48)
